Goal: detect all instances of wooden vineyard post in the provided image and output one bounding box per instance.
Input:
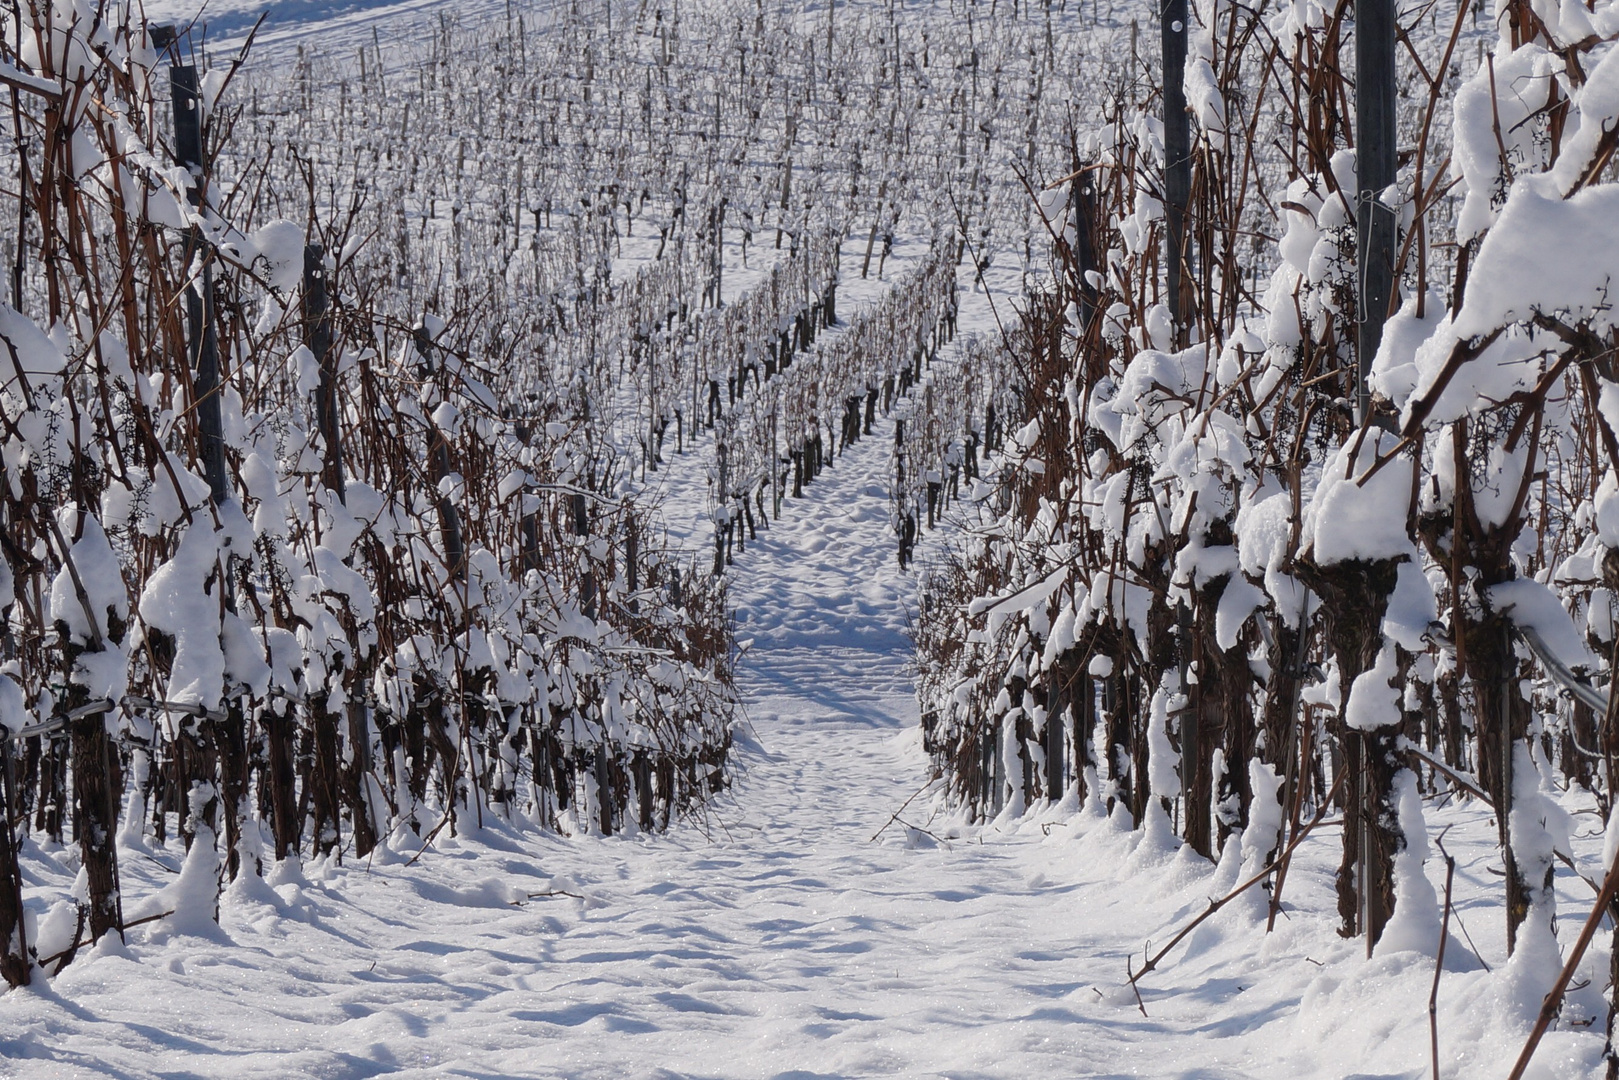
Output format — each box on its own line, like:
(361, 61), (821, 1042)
(1161, 0), (1192, 343)
(170, 55), (229, 508)
(714, 197), (726, 307)
(1072, 672), (1095, 805)
(1335, 0), (1403, 955)
(1070, 156), (1099, 334)
(293, 241), (351, 854)
(280, 241), (341, 862)
(980, 728), (996, 821)
(895, 418), (905, 485)
(714, 444), (730, 575)
(771, 407), (782, 519)
(571, 492), (612, 835)
(634, 749), (654, 831)
(173, 48), (254, 881)
(516, 417), (541, 576)
(593, 743), (615, 837)
(626, 517), (640, 614)
(926, 404), (941, 530)
(1355, 0), (1397, 427)
(1178, 606), (1212, 858)
(414, 325), (466, 582)
(0, 736), (27, 986)
(265, 706), (300, 860)
(1498, 621), (1527, 953)
(305, 244), (345, 502)
(1044, 685), (1065, 803)
(992, 717), (1007, 816)
(574, 492), (596, 621)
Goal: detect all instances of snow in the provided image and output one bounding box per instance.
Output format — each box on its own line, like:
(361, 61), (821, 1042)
(141, 0), (526, 51)
(1383, 558), (1438, 652)
(0, 674), (27, 734)
(970, 565), (1068, 638)
(136, 520), (225, 713)
(1604, 803), (1619, 872)
(1456, 179), (1619, 339)
(1375, 769), (1441, 958)
(1344, 642), (1402, 732)
(1552, 43), (1619, 192)
(1451, 44), (1554, 240)
(1370, 290), (1447, 412)
(1503, 744), (1568, 1025)
(1147, 673), (1183, 799)
(248, 219), (307, 292)
(1238, 758), (1283, 880)
(1488, 577), (1602, 672)
(129, 785), (226, 938)
(1303, 428), (1417, 565)
(1214, 576), (1265, 650)
(0, 303), (65, 401)
(47, 509), (128, 646)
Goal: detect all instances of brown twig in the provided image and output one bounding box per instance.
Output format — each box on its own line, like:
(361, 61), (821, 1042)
(869, 777), (940, 843)
(1430, 832), (1456, 1080)
(1129, 770), (1346, 990)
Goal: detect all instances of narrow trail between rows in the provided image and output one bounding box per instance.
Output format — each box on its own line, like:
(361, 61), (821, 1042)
(529, 401), (1148, 1079)
(540, 387), (1257, 1080)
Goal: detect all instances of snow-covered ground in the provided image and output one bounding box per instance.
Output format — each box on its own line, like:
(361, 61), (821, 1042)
(145, 0), (520, 54)
(2, 238), (1608, 1077)
(2, 3), (1614, 1077)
